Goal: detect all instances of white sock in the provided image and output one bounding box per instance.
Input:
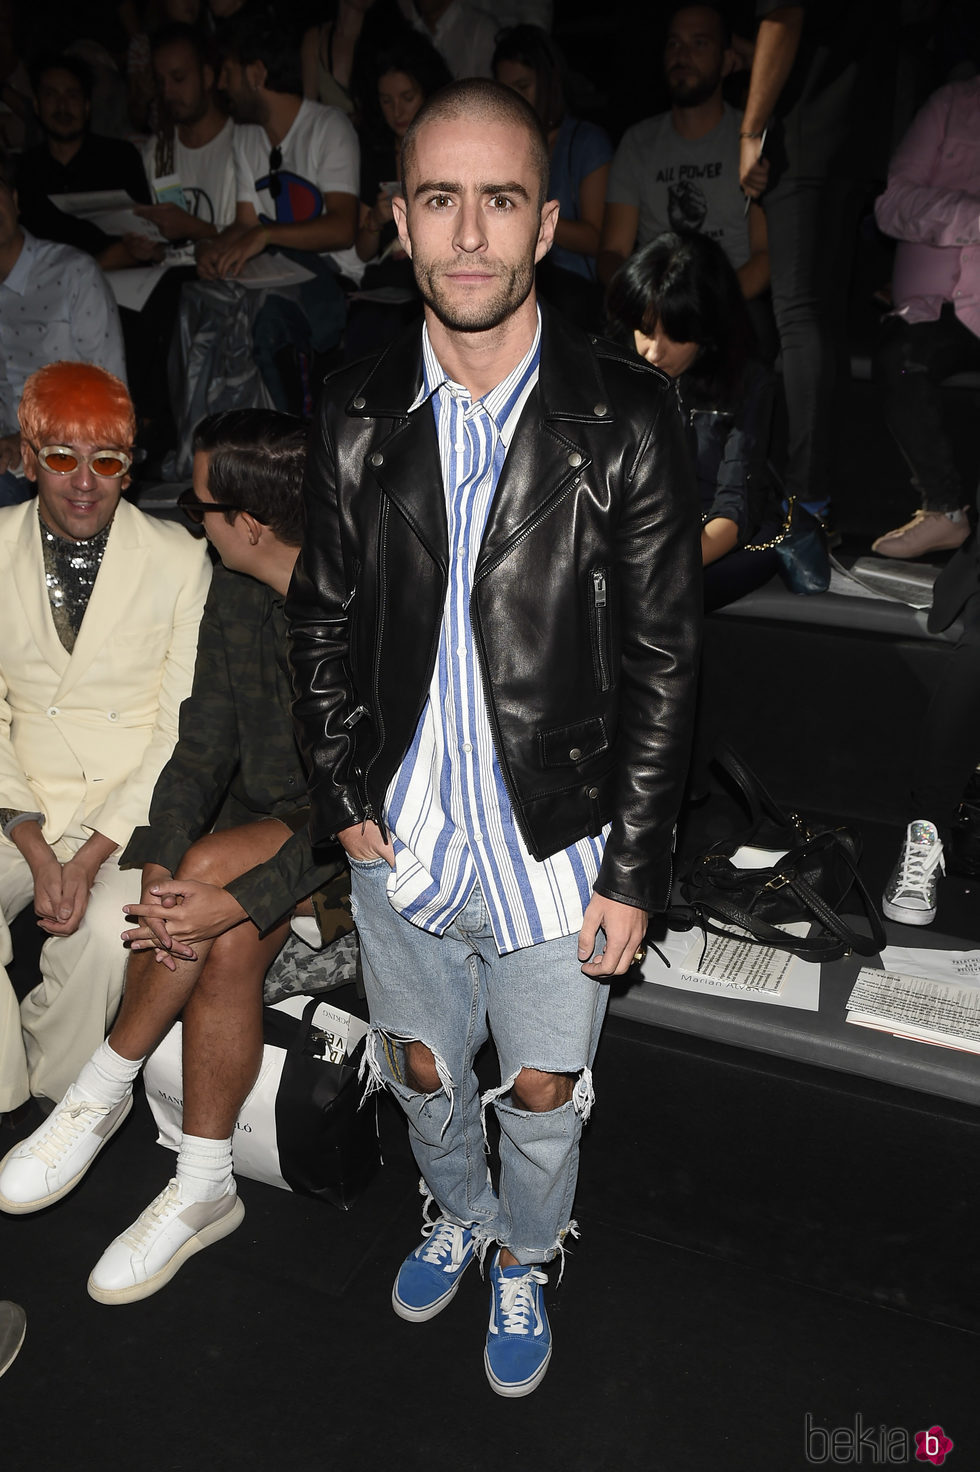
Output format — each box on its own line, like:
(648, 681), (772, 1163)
(176, 1133), (235, 1203)
(73, 1040), (144, 1109)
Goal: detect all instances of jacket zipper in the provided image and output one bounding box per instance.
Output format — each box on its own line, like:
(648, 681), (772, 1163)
(592, 569), (611, 691)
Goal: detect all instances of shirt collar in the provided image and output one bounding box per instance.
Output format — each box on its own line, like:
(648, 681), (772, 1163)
(2, 229), (37, 297)
(411, 306), (542, 441)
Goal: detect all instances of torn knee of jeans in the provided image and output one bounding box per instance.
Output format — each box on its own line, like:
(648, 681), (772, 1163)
(359, 1025), (455, 1136)
(482, 1065), (596, 1123)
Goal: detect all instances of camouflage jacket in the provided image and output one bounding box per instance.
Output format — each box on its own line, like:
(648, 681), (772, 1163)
(122, 562), (349, 935)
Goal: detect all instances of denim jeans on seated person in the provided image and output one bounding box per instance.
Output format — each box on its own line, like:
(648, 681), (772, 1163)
(350, 859), (609, 1267)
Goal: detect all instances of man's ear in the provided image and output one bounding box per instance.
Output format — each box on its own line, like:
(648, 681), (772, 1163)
(203, 63), (216, 94)
(391, 192), (412, 259)
(238, 510), (263, 546)
(721, 46), (737, 80)
(534, 197), (560, 264)
(246, 58), (267, 93)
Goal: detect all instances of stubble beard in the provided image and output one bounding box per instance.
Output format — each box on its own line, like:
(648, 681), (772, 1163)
(667, 72), (722, 108)
(414, 256), (536, 334)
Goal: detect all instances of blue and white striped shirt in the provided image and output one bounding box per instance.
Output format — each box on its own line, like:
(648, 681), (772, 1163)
(382, 314), (608, 954)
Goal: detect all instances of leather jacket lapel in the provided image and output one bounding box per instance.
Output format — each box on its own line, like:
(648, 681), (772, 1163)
(349, 324), (449, 573)
(477, 307), (615, 575)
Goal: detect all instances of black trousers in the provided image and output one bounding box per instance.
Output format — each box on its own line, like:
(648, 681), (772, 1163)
(764, 175), (865, 515)
(873, 304), (980, 513)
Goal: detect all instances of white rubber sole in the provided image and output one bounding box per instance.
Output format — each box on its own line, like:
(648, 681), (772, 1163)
(87, 1195), (245, 1305)
(484, 1344), (553, 1398)
(881, 898), (936, 926)
(392, 1272), (466, 1322)
(0, 1094), (133, 1216)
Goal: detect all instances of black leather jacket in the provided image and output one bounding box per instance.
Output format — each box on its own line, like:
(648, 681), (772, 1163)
(287, 307), (702, 912)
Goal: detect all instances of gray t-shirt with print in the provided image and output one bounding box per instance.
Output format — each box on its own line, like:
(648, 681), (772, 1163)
(606, 103), (750, 270)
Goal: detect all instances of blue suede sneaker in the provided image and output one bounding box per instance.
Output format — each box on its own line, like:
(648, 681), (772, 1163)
(392, 1216), (475, 1322)
(484, 1251), (552, 1397)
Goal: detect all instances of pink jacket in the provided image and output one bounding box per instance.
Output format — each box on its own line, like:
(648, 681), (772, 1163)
(875, 79), (980, 339)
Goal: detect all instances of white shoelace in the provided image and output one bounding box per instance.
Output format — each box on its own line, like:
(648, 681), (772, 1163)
(28, 1097), (109, 1168)
(119, 1180), (182, 1251)
(496, 1268), (547, 1335)
(418, 1217), (468, 1273)
(896, 834), (945, 897)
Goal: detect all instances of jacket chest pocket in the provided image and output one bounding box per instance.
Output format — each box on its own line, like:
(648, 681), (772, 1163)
(539, 717), (609, 770)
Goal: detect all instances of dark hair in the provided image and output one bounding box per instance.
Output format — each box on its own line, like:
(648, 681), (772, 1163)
(666, 2), (733, 50)
(606, 231), (753, 405)
(30, 52), (94, 101)
(149, 21), (215, 70)
(401, 78), (550, 208)
(222, 6), (302, 97)
(191, 409), (308, 545)
(491, 24), (565, 133)
(0, 148), (12, 189)
(371, 33), (452, 108)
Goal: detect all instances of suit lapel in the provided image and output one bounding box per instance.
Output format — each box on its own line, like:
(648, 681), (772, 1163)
(8, 500), (71, 678)
(53, 498), (148, 701)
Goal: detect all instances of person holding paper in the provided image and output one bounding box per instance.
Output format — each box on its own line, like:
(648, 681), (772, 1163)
(0, 409), (351, 1305)
(137, 23), (238, 243)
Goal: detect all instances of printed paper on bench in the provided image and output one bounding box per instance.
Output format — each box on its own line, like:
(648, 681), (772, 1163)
(846, 967), (980, 1055)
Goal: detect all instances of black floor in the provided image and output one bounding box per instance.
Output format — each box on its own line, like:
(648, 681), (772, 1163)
(2, 1004), (979, 1472)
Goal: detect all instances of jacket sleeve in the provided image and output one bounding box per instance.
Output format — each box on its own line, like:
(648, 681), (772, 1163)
(875, 86), (980, 250)
(120, 575), (241, 875)
(594, 380), (703, 913)
(225, 828), (349, 936)
(286, 394), (366, 845)
(91, 538), (211, 854)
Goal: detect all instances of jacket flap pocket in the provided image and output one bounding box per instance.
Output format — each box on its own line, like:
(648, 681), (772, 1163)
(539, 718), (608, 768)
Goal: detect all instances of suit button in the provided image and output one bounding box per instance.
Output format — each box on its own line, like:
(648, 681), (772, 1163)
(352, 395), (366, 410)
(107, 711), (118, 721)
(593, 402), (608, 417)
(47, 706), (59, 717)
(586, 786), (599, 800)
(567, 451), (583, 468)
(569, 746), (582, 760)
(369, 451), (384, 467)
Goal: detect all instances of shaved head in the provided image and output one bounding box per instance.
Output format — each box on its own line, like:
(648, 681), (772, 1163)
(401, 77), (550, 208)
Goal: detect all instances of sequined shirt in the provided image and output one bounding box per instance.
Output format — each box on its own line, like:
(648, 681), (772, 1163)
(39, 506), (111, 655)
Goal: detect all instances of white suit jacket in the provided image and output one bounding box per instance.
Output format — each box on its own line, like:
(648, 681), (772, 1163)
(0, 496), (211, 851)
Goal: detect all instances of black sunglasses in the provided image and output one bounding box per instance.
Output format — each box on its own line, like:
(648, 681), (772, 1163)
(178, 488), (258, 525)
(268, 144), (282, 200)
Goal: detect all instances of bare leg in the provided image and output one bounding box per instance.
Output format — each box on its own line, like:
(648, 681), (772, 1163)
(109, 821), (293, 1136)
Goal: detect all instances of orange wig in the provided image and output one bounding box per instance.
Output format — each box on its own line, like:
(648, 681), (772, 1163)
(18, 362), (136, 461)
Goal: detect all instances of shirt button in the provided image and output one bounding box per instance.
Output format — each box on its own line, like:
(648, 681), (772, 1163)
(473, 830), (483, 841)
(462, 743), (472, 753)
(569, 746), (582, 760)
(458, 547), (466, 558)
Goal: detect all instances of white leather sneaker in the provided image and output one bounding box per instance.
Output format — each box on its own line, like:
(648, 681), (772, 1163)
(0, 1089), (133, 1214)
(87, 1179), (244, 1304)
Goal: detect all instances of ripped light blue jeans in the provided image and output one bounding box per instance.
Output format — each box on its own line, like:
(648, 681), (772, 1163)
(350, 861), (609, 1267)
